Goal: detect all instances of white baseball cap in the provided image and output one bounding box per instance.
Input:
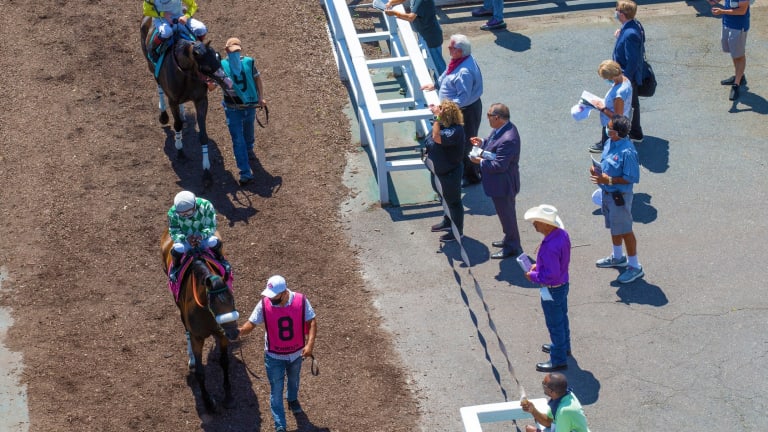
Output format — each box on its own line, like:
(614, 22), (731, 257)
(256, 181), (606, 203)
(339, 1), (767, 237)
(261, 275), (287, 298)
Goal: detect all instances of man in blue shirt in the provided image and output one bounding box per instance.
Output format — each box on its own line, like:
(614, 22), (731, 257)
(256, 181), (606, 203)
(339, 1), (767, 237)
(524, 205), (571, 372)
(589, 115), (644, 284)
(422, 34), (484, 185)
(708, 0), (750, 100)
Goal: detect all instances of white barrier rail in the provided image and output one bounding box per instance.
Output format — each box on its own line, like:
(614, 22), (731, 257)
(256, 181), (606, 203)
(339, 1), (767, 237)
(460, 398), (549, 431)
(323, 0), (440, 204)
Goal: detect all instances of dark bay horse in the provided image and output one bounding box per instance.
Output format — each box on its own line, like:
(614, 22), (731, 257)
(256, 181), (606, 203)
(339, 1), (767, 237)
(141, 17), (232, 189)
(161, 231), (239, 412)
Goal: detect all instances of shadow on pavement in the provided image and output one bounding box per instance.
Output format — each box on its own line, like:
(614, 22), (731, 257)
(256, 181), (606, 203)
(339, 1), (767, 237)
(563, 357), (601, 406)
(612, 278), (668, 306)
(729, 87), (768, 114)
(636, 135), (669, 173)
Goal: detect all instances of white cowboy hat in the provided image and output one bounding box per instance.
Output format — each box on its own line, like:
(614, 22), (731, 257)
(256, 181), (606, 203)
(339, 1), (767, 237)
(523, 204), (564, 229)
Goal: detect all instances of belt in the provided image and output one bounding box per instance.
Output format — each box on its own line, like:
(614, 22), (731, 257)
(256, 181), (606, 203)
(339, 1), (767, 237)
(546, 283), (566, 289)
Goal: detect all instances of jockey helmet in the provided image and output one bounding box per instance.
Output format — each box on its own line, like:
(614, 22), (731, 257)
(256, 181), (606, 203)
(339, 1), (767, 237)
(174, 191), (197, 217)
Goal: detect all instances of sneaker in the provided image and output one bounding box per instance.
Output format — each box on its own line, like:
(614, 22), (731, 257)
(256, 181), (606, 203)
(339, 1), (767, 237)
(238, 176), (253, 186)
(595, 255), (628, 268)
(617, 265), (645, 283)
(439, 232), (462, 242)
(720, 75), (746, 86)
(481, 18), (507, 31)
(629, 135), (644, 144)
(287, 399), (303, 414)
(729, 84), (740, 101)
(275, 427), (287, 432)
(588, 142), (604, 153)
(471, 6), (493, 17)
(431, 220), (450, 232)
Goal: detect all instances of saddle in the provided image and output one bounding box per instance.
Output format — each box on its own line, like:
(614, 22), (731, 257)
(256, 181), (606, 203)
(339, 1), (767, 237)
(167, 250), (234, 302)
(146, 25), (198, 75)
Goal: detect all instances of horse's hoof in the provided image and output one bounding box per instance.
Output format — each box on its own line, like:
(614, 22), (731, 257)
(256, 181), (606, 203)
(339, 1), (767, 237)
(223, 397), (235, 410)
(202, 170), (213, 189)
(159, 111), (169, 125)
(203, 398), (219, 413)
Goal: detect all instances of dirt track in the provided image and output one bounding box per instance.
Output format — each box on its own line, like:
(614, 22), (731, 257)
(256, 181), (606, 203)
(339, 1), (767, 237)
(0, 1), (417, 430)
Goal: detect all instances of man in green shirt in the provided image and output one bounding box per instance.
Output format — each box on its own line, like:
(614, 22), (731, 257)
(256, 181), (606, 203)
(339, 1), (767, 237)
(521, 372), (590, 432)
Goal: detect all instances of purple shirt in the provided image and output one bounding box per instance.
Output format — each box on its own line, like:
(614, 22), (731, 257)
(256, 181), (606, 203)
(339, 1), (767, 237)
(529, 228), (570, 287)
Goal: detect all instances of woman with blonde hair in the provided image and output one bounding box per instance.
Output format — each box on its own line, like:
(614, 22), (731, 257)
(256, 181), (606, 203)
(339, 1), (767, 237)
(589, 60), (633, 153)
(425, 100), (466, 242)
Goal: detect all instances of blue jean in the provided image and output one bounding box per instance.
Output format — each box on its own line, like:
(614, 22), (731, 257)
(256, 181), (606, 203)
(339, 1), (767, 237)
(265, 353), (303, 429)
(427, 44), (446, 78)
(482, 0), (504, 21)
(541, 283), (571, 365)
(224, 106), (255, 180)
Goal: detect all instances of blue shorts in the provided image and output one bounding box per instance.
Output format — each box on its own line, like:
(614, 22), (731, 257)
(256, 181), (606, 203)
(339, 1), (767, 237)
(602, 190), (634, 235)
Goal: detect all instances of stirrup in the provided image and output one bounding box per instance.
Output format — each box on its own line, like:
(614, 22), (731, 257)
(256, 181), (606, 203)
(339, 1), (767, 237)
(169, 266), (181, 283)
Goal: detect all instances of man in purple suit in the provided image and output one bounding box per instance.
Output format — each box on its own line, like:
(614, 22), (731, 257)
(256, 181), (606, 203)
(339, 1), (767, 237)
(469, 103), (522, 260)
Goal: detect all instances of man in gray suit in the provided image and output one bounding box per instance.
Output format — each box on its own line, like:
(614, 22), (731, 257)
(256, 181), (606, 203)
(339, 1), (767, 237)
(469, 103), (522, 259)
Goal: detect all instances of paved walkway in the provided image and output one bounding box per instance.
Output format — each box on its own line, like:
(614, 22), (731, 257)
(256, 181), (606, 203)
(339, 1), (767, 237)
(343, 1), (768, 430)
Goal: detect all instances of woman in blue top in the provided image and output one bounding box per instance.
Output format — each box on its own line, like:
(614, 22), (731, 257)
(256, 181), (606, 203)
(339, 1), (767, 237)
(589, 60), (633, 154)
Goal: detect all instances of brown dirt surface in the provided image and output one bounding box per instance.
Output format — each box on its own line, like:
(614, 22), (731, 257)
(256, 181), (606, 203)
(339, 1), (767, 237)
(0, 1), (418, 431)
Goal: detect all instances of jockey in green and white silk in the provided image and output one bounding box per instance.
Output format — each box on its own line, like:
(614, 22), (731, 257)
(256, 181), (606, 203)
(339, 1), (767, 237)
(167, 191), (230, 282)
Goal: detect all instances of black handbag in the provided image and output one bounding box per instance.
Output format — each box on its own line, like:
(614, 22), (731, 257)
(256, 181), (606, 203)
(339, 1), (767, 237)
(635, 20), (656, 97)
(637, 60), (657, 97)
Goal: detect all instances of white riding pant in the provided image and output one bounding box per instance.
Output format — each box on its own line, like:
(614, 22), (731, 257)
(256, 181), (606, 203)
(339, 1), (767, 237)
(173, 235), (219, 254)
(153, 17), (207, 39)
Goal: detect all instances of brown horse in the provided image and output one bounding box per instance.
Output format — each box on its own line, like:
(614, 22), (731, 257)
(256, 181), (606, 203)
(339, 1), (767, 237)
(140, 17), (232, 189)
(161, 231), (239, 412)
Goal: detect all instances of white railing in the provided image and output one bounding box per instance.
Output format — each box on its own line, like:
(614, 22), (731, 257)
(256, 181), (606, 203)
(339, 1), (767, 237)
(323, 0), (440, 204)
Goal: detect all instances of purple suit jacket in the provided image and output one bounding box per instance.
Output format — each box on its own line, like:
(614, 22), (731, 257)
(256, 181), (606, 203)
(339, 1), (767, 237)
(479, 121), (520, 198)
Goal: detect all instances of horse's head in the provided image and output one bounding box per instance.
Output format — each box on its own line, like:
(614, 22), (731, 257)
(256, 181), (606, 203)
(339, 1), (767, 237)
(205, 274), (240, 341)
(188, 41), (232, 89)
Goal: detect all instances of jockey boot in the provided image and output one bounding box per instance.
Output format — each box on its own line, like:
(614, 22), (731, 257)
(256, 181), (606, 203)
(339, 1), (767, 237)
(210, 242), (232, 276)
(169, 249), (183, 283)
(151, 33), (173, 63)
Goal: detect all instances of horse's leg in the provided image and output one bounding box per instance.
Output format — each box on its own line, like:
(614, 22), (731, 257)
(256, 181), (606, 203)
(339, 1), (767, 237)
(185, 330), (195, 370)
(195, 98), (213, 189)
(218, 336), (234, 409)
(190, 333), (217, 412)
(157, 84), (169, 125)
(169, 102), (185, 160)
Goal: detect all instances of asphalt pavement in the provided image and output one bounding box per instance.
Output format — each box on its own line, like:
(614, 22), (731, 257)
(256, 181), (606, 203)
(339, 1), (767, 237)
(342, 1), (768, 430)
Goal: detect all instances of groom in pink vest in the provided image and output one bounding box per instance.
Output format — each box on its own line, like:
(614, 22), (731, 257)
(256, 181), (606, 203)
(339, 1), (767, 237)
(239, 275), (317, 432)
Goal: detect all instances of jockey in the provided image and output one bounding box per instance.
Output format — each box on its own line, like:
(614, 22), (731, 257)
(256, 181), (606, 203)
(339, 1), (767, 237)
(143, 0), (208, 60)
(167, 191), (230, 282)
